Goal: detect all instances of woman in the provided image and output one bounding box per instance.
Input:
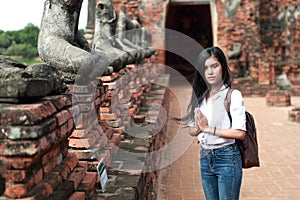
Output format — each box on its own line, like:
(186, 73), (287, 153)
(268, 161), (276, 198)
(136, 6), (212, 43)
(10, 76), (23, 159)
(188, 46), (246, 200)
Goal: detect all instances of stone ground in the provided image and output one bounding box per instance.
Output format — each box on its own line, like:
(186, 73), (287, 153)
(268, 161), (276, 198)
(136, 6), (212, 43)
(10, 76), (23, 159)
(157, 73), (300, 200)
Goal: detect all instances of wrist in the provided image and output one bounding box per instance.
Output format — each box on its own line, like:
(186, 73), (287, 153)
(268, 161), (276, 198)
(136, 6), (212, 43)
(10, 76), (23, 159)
(212, 127), (220, 137)
(204, 126), (211, 134)
(206, 126), (217, 136)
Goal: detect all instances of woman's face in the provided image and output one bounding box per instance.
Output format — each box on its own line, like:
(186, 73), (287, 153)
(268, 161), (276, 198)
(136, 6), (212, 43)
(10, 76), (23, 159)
(204, 56), (223, 87)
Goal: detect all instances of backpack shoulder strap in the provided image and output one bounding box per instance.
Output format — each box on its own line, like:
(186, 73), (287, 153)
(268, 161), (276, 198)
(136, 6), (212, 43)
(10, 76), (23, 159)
(224, 88), (234, 113)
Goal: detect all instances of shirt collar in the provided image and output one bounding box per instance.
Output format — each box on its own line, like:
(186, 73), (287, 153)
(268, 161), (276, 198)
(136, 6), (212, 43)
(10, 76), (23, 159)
(199, 85), (230, 103)
(211, 85), (229, 101)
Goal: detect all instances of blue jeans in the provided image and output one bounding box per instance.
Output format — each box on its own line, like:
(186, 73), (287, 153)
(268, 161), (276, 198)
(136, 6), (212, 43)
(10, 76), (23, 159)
(200, 143), (242, 200)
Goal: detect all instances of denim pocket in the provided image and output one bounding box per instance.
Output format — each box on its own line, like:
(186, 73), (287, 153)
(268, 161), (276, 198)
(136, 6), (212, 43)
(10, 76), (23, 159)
(214, 145), (234, 161)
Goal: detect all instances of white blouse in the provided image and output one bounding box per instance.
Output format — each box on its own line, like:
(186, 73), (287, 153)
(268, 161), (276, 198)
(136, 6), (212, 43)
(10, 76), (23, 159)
(191, 86), (246, 149)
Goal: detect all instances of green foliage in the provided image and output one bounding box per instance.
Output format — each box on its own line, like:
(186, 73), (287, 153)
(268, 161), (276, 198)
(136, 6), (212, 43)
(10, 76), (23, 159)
(0, 23), (39, 59)
(19, 57), (43, 65)
(4, 43), (37, 58)
(0, 32), (13, 54)
(18, 23), (39, 48)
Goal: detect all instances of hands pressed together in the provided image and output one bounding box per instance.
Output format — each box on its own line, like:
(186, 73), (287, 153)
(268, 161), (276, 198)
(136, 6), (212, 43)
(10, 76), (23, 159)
(189, 108), (209, 137)
(194, 108), (209, 132)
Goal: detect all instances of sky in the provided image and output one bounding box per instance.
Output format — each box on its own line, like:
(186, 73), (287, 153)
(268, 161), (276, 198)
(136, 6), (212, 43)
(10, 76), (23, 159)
(0, 0), (88, 31)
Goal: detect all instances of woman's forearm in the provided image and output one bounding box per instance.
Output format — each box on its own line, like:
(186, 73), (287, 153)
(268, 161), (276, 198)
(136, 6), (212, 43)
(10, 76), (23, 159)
(203, 127), (245, 140)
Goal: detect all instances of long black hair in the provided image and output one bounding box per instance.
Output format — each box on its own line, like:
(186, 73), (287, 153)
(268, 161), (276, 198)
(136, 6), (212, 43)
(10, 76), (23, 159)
(186, 46), (232, 121)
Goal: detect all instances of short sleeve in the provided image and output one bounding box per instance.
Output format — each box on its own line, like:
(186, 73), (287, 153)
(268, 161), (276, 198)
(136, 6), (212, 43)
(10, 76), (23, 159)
(230, 90), (246, 131)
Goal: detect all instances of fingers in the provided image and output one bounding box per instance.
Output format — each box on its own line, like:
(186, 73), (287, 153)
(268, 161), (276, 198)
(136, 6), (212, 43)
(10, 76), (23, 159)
(194, 108), (202, 127)
(194, 107), (201, 116)
(194, 108), (203, 119)
(194, 108), (208, 131)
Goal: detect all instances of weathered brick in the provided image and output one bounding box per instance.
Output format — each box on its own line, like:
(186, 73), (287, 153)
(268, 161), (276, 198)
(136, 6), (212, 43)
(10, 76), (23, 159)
(41, 145), (61, 166)
(4, 183), (27, 198)
(67, 166), (85, 189)
(1, 156), (36, 170)
(66, 84), (91, 94)
(111, 133), (121, 146)
(129, 105), (138, 115)
(0, 131), (56, 156)
(70, 129), (89, 138)
(71, 118), (99, 138)
(99, 106), (111, 113)
(57, 118), (74, 138)
(104, 127), (114, 140)
(43, 157), (58, 177)
(78, 161), (88, 171)
(68, 191), (85, 200)
(0, 117), (57, 140)
(64, 154), (79, 171)
(103, 82), (117, 90)
(68, 148), (99, 160)
(68, 130), (99, 149)
(6, 169), (26, 182)
(43, 94), (72, 110)
(0, 100), (57, 126)
(99, 113), (118, 121)
(113, 126), (125, 134)
(99, 72), (120, 82)
(47, 181), (74, 200)
(55, 110), (72, 126)
(52, 162), (71, 181)
(31, 169), (44, 190)
(26, 172), (62, 200)
(77, 172), (97, 196)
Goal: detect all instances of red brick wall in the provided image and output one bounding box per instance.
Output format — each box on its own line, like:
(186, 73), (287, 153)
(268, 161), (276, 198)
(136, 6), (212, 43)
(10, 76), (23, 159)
(216, 0), (300, 89)
(0, 59), (169, 199)
(101, 0), (300, 93)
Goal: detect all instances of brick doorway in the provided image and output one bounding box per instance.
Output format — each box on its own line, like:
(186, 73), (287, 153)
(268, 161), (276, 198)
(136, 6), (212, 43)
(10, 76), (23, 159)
(165, 2), (213, 81)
